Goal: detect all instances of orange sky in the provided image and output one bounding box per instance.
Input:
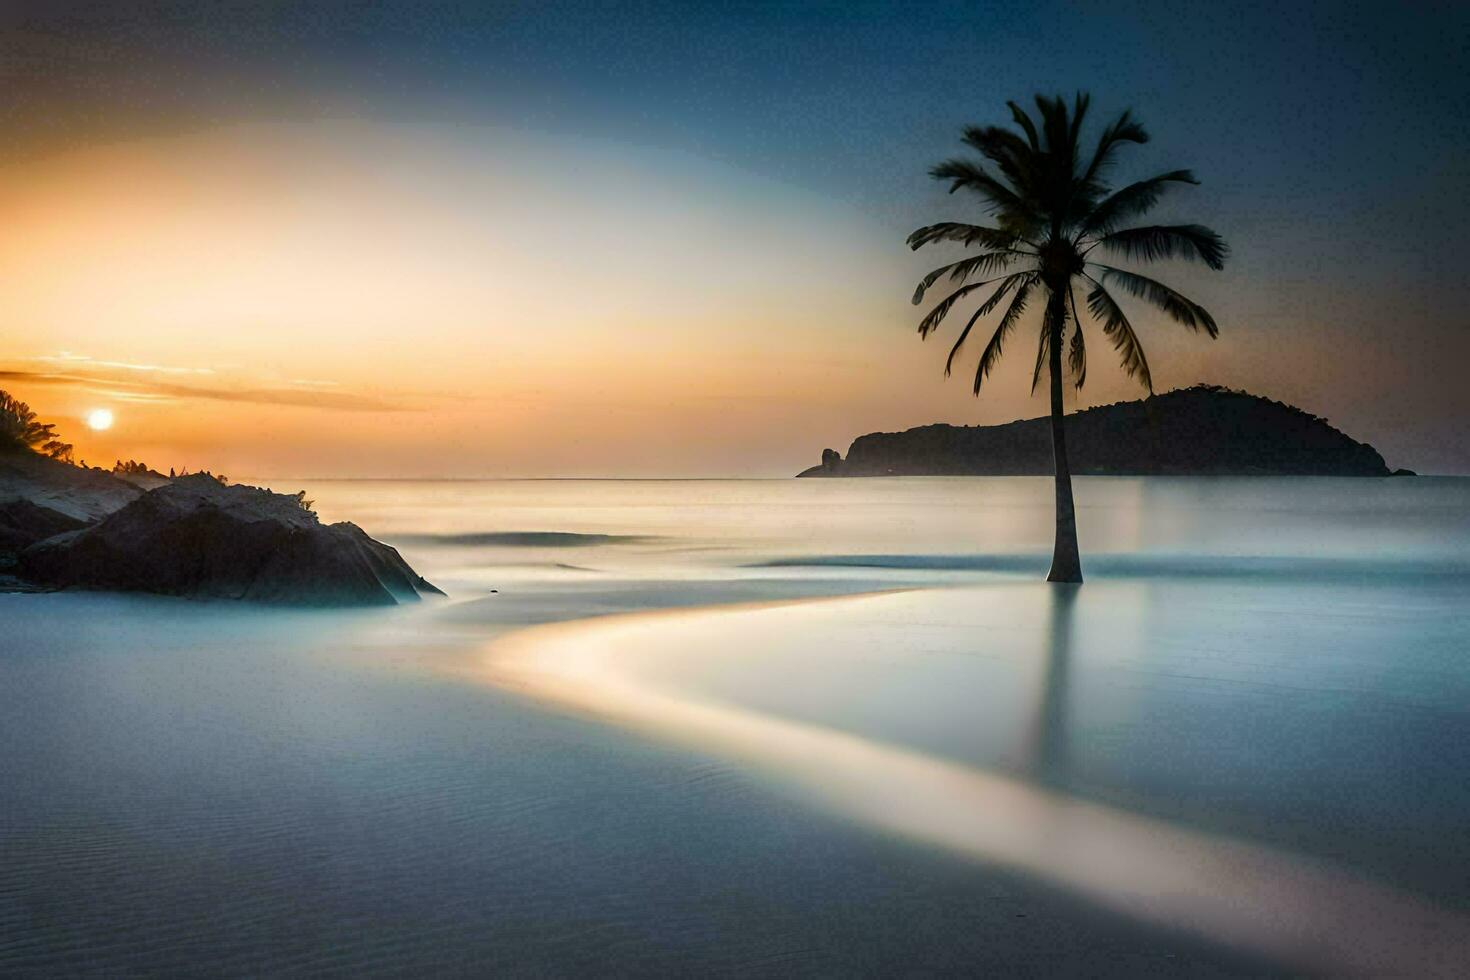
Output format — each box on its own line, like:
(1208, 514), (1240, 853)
(0, 121), (1442, 476)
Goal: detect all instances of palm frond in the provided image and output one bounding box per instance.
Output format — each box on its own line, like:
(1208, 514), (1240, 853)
(1093, 224), (1228, 269)
(906, 222), (1023, 251)
(1066, 286), (1087, 389)
(1006, 100), (1040, 151)
(961, 125), (1038, 196)
(1030, 288), (1073, 394)
(917, 279), (1002, 338)
(1028, 291), (1061, 395)
(973, 279), (1037, 394)
(1030, 317), (1051, 395)
(1068, 326), (1086, 389)
(1035, 94), (1071, 157)
(1067, 92), (1092, 151)
(1081, 109), (1149, 189)
(912, 251), (1022, 304)
(1080, 170), (1197, 236)
(1093, 265), (1219, 337)
(929, 159), (1031, 222)
(1083, 275), (1153, 391)
(944, 273), (1034, 376)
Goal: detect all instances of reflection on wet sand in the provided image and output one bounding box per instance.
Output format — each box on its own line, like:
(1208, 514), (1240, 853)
(484, 589), (1470, 976)
(1026, 584), (1076, 783)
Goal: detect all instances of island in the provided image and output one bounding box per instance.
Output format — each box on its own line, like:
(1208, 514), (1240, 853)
(799, 385), (1405, 478)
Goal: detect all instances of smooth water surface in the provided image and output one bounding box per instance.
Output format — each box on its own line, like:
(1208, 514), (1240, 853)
(2, 476), (1467, 974)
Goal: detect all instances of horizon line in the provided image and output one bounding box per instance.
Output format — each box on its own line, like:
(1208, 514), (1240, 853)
(239, 472), (1467, 483)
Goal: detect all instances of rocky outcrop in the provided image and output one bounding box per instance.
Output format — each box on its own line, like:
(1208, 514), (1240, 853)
(799, 386), (1395, 478)
(19, 475), (443, 606)
(111, 464), (171, 490)
(0, 450), (142, 521)
(0, 498), (88, 554)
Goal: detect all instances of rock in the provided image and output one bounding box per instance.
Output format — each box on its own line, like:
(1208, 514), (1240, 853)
(111, 466), (172, 490)
(798, 385), (1397, 478)
(796, 448), (844, 478)
(20, 475), (443, 606)
(0, 451), (142, 521)
(1391, 468), (1417, 477)
(0, 497), (88, 554)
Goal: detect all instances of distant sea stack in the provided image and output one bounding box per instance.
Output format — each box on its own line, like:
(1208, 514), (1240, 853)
(799, 386), (1397, 478)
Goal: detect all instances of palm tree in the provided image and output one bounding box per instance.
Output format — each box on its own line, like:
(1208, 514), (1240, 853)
(908, 94), (1227, 583)
(0, 389), (73, 461)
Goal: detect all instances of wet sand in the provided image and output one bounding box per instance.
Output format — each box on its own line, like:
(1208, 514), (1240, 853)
(481, 587), (1470, 974)
(0, 591), (1277, 976)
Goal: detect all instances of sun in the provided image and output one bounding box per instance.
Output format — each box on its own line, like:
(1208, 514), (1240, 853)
(86, 408), (114, 431)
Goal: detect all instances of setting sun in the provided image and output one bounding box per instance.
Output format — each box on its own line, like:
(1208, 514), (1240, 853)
(85, 408), (114, 431)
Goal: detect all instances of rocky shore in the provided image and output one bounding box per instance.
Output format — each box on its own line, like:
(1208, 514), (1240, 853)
(0, 454), (440, 605)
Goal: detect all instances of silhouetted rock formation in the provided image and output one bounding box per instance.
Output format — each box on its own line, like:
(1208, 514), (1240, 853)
(19, 475), (443, 605)
(798, 386), (1393, 478)
(0, 498), (87, 554)
(0, 450), (143, 521)
(111, 459), (172, 489)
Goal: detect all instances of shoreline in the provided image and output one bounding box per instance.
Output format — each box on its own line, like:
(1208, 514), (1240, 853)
(473, 587), (1470, 975)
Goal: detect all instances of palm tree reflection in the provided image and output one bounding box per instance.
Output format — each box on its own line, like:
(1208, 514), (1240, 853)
(1025, 584), (1077, 783)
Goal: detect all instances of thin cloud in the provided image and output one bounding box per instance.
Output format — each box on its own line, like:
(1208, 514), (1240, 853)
(33, 352), (217, 376)
(0, 368), (410, 412)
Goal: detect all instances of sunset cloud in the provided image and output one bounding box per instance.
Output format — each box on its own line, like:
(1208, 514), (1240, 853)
(0, 368), (408, 413)
(32, 352), (216, 376)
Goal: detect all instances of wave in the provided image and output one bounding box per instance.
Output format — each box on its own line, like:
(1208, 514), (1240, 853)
(755, 552), (1470, 582)
(389, 531), (658, 548)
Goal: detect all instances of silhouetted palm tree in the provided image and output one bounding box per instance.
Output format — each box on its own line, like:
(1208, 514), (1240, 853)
(0, 389), (73, 461)
(909, 94), (1227, 582)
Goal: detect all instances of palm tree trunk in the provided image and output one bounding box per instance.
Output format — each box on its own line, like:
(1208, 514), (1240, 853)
(1045, 292), (1083, 583)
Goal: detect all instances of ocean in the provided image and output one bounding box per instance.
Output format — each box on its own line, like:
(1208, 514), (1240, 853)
(3, 476), (1468, 975)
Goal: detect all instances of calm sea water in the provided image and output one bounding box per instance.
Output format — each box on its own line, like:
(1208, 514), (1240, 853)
(2, 477), (1467, 975)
